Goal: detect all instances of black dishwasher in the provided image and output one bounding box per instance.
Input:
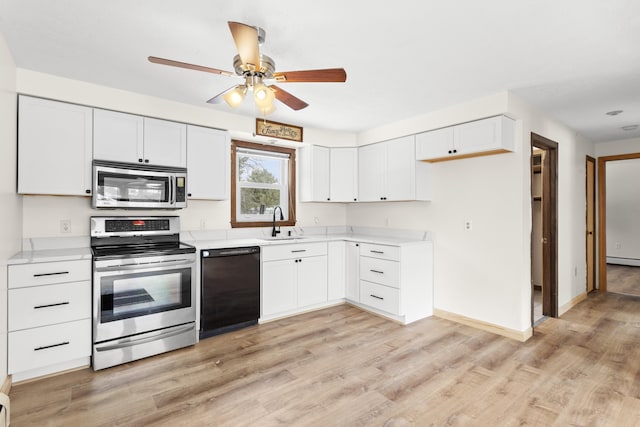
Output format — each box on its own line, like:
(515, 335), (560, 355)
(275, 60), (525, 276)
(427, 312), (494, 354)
(200, 246), (260, 339)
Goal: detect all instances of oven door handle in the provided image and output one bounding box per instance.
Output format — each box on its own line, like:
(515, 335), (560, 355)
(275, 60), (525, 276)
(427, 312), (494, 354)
(94, 258), (194, 272)
(94, 323), (195, 352)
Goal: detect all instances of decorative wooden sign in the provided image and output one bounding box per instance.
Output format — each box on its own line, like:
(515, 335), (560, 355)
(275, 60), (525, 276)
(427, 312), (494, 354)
(255, 119), (303, 142)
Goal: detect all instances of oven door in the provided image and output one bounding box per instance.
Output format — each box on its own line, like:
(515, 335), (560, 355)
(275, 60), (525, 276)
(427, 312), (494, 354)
(93, 163), (177, 209)
(93, 253), (196, 343)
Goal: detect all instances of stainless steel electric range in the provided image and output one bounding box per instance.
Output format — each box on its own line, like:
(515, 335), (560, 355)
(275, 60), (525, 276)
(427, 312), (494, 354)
(90, 216), (196, 370)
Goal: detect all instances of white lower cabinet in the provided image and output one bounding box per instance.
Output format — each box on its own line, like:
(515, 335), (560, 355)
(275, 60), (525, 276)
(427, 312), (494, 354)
(327, 241), (346, 300)
(345, 242), (360, 301)
(261, 242), (328, 319)
(350, 241), (433, 324)
(8, 259), (92, 381)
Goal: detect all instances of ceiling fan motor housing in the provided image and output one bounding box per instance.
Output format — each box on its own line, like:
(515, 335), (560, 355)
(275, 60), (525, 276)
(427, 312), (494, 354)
(233, 54), (275, 78)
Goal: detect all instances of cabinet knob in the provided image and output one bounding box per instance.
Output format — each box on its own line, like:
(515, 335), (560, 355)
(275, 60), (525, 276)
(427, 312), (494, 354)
(138, 158), (143, 163)
(144, 159), (149, 163)
(327, 198), (330, 201)
(85, 189), (91, 194)
(453, 149), (458, 153)
(353, 198), (357, 201)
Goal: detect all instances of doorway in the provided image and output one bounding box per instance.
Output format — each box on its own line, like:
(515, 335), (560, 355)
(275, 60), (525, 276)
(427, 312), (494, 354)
(531, 133), (558, 327)
(586, 156), (596, 293)
(597, 152), (640, 294)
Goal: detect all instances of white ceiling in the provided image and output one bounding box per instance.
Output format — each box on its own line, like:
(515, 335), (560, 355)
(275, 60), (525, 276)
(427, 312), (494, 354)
(0, 0), (639, 142)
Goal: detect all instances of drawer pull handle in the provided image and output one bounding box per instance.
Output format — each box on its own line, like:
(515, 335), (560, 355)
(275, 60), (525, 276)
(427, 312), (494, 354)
(370, 269), (384, 274)
(34, 341), (70, 351)
(291, 249), (307, 253)
(370, 250), (384, 254)
(370, 294), (384, 300)
(34, 301), (70, 309)
(33, 271), (69, 277)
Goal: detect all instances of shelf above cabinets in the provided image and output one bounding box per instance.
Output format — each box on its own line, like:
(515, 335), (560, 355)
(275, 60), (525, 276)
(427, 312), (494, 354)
(416, 115), (515, 162)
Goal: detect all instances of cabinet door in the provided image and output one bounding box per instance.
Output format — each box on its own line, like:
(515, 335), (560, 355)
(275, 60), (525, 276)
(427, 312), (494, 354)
(327, 241), (346, 300)
(143, 117), (187, 167)
(93, 109), (143, 164)
(186, 125), (230, 200)
(415, 127), (454, 161)
(297, 256), (328, 307)
(18, 96), (93, 196)
(454, 115), (515, 155)
(330, 147), (358, 202)
(262, 259), (298, 316)
(358, 143), (385, 201)
(385, 135), (415, 201)
(299, 145), (330, 202)
(345, 242), (360, 302)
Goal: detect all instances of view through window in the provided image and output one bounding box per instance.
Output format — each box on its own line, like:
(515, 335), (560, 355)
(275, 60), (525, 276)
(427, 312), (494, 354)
(231, 140), (296, 227)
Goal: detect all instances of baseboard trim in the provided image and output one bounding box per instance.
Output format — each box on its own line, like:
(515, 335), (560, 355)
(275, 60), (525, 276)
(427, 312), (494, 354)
(0, 376), (10, 395)
(559, 292), (587, 316)
(606, 257), (640, 267)
(434, 309), (532, 342)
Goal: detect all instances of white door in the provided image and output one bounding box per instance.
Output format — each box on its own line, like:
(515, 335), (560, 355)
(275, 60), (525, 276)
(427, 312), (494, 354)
(93, 109), (144, 164)
(345, 242), (360, 302)
(18, 96), (93, 196)
(186, 125), (230, 200)
(415, 126), (454, 161)
(327, 241), (346, 300)
(330, 148), (358, 202)
(314, 146), (331, 201)
(143, 118), (187, 167)
(297, 256), (328, 307)
(385, 135), (416, 201)
(262, 260), (298, 316)
(358, 143), (385, 201)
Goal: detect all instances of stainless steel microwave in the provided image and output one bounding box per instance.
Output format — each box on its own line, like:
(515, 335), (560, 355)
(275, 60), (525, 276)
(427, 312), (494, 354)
(93, 160), (187, 209)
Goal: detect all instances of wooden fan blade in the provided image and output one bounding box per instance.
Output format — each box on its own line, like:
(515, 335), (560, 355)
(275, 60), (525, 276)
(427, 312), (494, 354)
(228, 21), (260, 71)
(270, 85), (309, 110)
(272, 68), (347, 83)
(206, 85), (240, 104)
(148, 56), (233, 76)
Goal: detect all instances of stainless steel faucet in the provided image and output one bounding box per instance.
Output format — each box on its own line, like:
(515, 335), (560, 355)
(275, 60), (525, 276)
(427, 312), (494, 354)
(272, 206), (284, 237)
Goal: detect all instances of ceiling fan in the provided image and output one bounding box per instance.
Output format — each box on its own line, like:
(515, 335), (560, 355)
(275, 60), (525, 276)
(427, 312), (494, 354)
(148, 21), (347, 114)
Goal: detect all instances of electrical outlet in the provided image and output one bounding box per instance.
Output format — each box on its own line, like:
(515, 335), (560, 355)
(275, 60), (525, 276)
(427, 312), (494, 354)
(314, 217), (320, 224)
(385, 217), (391, 227)
(464, 220), (472, 231)
(60, 220), (71, 233)
(615, 242), (622, 249)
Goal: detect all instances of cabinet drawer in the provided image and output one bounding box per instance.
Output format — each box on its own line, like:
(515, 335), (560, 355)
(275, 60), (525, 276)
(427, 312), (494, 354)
(359, 257), (400, 288)
(359, 281), (400, 315)
(8, 319), (91, 374)
(359, 243), (400, 261)
(262, 242), (327, 262)
(9, 281), (91, 331)
(9, 259), (91, 289)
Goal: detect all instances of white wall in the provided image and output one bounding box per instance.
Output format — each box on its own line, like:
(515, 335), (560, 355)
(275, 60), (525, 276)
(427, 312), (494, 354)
(0, 34), (21, 383)
(17, 70), (351, 237)
(349, 91), (595, 334)
(605, 158), (640, 260)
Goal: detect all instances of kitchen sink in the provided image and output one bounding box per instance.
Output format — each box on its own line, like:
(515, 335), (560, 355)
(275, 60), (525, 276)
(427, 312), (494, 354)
(260, 236), (308, 242)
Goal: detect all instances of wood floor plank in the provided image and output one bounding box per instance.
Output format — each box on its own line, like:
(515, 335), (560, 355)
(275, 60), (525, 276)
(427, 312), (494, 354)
(10, 291), (640, 426)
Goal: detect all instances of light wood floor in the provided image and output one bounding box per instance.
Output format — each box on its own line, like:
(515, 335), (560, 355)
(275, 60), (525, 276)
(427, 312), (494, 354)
(607, 264), (640, 297)
(10, 293), (640, 426)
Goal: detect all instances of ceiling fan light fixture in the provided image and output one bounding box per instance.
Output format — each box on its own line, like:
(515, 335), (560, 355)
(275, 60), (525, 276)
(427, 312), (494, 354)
(223, 85), (247, 108)
(253, 83), (275, 109)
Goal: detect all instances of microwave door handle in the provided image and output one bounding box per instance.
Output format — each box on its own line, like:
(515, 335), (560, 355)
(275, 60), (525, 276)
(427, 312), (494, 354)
(169, 177), (175, 205)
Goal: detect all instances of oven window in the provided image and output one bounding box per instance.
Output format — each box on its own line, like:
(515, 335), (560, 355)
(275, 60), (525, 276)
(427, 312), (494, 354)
(98, 172), (169, 203)
(100, 268), (191, 323)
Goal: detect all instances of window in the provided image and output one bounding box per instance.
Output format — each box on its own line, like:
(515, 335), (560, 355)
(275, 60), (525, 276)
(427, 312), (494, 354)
(231, 140), (296, 228)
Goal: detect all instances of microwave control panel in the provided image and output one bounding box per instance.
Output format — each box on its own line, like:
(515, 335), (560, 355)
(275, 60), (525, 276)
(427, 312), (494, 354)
(176, 177), (186, 202)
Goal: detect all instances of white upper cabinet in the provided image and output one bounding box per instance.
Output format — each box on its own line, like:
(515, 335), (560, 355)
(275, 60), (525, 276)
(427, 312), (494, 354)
(416, 115), (515, 162)
(358, 135), (431, 202)
(299, 145), (330, 202)
(93, 109), (187, 167)
(18, 96), (93, 196)
(93, 109), (143, 164)
(186, 125), (230, 200)
(357, 142), (386, 202)
(143, 117), (187, 167)
(330, 147), (358, 202)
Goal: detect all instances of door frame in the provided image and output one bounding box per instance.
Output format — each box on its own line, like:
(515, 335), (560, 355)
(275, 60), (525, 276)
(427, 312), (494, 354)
(597, 152), (640, 292)
(586, 156), (596, 293)
(531, 133), (558, 319)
